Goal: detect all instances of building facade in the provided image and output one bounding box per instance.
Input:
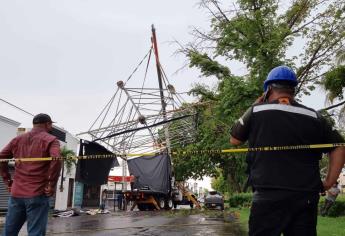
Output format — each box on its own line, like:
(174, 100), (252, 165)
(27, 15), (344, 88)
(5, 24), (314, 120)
(0, 115), (20, 211)
(0, 120), (79, 211)
(54, 130), (79, 211)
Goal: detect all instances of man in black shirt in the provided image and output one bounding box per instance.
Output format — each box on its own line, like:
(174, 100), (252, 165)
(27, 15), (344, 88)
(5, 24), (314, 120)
(230, 66), (345, 236)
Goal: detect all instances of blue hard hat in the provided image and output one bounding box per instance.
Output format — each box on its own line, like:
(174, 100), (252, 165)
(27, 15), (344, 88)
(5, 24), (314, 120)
(264, 66), (298, 91)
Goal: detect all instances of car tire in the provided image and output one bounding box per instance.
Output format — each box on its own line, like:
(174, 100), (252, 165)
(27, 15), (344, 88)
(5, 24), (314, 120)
(164, 198), (173, 210)
(157, 197), (165, 209)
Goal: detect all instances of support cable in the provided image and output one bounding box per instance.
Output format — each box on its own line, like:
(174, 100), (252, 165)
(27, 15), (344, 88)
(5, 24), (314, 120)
(0, 98), (34, 117)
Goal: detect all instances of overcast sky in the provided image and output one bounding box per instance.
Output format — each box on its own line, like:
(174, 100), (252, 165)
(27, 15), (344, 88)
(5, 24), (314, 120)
(0, 0), (325, 135)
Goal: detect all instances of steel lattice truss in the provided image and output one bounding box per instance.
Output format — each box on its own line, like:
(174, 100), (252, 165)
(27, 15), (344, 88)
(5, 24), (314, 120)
(78, 45), (197, 155)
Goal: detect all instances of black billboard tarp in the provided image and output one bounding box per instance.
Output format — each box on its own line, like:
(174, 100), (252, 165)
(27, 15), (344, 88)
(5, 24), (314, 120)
(76, 140), (119, 185)
(51, 127), (66, 142)
(127, 153), (171, 194)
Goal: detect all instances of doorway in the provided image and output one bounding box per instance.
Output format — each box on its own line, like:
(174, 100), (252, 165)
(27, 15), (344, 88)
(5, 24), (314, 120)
(67, 178), (74, 208)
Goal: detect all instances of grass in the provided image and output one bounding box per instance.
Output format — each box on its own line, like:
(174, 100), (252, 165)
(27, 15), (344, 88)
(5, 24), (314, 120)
(231, 207), (345, 236)
(317, 215), (345, 236)
(230, 208), (249, 231)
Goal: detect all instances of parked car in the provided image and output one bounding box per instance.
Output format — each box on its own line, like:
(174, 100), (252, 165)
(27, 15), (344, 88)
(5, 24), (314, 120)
(204, 191), (224, 210)
(197, 197), (205, 204)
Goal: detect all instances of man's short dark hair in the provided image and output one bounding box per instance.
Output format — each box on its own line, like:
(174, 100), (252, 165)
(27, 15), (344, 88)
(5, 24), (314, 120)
(270, 82), (295, 95)
(33, 113), (54, 124)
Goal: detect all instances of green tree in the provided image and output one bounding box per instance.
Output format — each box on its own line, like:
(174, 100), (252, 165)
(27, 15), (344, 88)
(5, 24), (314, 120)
(172, 0), (345, 192)
(60, 146), (76, 175)
(335, 48), (345, 66)
(323, 66), (345, 102)
(211, 169), (231, 193)
(322, 48), (345, 129)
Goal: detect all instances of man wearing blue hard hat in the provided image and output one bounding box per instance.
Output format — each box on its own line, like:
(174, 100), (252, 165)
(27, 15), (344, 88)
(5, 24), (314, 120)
(230, 66), (345, 235)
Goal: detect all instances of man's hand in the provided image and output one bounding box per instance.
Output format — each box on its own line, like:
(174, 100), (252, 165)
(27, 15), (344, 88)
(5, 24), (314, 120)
(323, 180), (333, 192)
(44, 183), (55, 197)
(6, 179), (12, 193)
(230, 136), (243, 146)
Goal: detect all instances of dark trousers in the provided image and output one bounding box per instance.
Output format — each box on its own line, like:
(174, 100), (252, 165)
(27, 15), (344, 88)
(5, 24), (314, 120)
(118, 196), (123, 210)
(2, 195), (50, 236)
(249, 191), (319, 236)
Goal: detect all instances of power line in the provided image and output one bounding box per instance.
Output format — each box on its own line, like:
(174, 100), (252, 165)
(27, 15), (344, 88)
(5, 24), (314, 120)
(0, 98), (34, 117)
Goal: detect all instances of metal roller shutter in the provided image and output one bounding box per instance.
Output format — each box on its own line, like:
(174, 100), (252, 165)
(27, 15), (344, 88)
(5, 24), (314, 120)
(0, 168), (14, 211)
(0, 172), (57, 211)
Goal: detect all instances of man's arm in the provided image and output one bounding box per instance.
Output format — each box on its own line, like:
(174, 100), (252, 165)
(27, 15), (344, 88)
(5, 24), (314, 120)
(323, 147), (345, 191)
(229, 107), (253, 146)
(0, 140), (15, 191)
(319, 113), (345, 191)
(45, 139), (62, 196)
(230, 136), (243, 146)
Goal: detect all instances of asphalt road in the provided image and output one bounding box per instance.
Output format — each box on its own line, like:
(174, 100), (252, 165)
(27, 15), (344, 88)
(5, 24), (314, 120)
(47, 211), (244, 236)
(8, 209), (246, 236)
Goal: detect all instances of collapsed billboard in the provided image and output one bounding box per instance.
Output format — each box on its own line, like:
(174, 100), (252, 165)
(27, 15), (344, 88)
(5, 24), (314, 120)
(127, 153), (171, 194)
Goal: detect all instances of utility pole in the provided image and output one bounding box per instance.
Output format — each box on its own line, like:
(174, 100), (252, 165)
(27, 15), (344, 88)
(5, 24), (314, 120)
(151, 24), (171, 155)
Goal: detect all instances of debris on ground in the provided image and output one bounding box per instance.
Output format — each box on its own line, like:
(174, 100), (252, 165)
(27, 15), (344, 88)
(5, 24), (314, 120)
(52, 209), (79, 218)
(86, 209), (110, 215)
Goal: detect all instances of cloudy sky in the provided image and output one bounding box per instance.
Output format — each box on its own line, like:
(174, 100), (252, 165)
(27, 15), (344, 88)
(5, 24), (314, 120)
(0, 0), (325, 135)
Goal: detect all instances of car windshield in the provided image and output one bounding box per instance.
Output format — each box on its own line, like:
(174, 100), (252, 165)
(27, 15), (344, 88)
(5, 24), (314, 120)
(209, 191), (218, 195)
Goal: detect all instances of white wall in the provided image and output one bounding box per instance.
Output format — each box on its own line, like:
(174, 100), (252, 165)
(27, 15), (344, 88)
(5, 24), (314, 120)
(0, 119), (79, 211)
(108, 158), (131, 191)
(54, 131), (79, 210)
(0, 115), (20, 149)
(187, 177), (213, 196)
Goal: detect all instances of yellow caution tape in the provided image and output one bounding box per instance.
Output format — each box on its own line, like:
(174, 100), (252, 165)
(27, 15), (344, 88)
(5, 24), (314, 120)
(174, 143), (345, 155)
(0, 143), (344, 163)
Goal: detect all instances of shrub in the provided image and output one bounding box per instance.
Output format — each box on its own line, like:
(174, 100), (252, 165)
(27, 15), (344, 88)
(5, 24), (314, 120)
(228, 193), (345, 216)
(319, 195), (345, 217)
(327, 201), (345, 217)
(228, 193), (253, 208)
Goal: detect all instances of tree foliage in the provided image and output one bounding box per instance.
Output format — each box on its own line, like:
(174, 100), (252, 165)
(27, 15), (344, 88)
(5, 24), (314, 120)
(322, 49), (345, 128)
(171, 0), (345, 193)
(211, 169), (231, 193)
(187, 0), (345, 96)
(323, 65), (345, 101)
(335, 48), (345, 65)
(60, 146), (76, 175)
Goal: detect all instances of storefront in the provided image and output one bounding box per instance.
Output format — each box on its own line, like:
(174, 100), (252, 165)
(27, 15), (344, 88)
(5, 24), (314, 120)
(0, 115), (20, 211)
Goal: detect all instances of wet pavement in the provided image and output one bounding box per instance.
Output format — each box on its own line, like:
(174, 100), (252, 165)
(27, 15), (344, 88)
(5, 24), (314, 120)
(2, 209), (246, 236)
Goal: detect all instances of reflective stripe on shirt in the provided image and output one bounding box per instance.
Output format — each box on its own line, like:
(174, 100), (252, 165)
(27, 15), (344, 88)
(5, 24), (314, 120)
(253, 104), (317, 118)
